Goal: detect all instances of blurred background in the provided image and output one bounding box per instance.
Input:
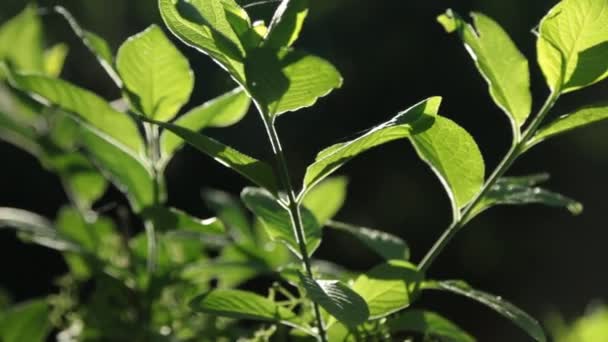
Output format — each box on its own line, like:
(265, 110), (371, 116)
(0, 0), (606, 340)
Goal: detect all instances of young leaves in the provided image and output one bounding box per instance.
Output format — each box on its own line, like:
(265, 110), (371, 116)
(0, 5), (43, 75)
(241, 187), (321, 258)
(411, 116), (485, 213)
(116, 25), (194, 121)
(352, 260), (422, 319)
(387, 310), (474, 342)
(327, 221), (410, 261)
(425, 280), (547, 342)
(302, 97), (441, 195)
(537, 0), (608, 93)
(438, 10), (531, 130)
(299, 274), (369, 328)
(0, 299), (51, 342)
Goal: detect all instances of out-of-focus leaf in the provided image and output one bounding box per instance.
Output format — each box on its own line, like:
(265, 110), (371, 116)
(241, 187), (321, 258)
(299, 273), (369, 327)
(117, 25), (194, 121)
(552, 306), (608, 342)
(141, 206), (225, 235)
(352, 260), (422, 319)
(203, 189), (253, 243)
(43, 43), (69, 77)
(424, 280), (546, 342)
(0, 5), (43, 74)
(302, 176), (348, 225)
(328, 221), (410, 261)
(387, 310), (475, 342)
(265, 0), (309, 49)
(303, 97), (441, 195)
(161, 87), (250, 163)
(537, 0), (608, 93)
(0, 299), (51, 342)
(438, 10), (531, 129)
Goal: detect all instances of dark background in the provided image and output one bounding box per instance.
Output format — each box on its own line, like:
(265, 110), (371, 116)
(1, 0), (607, 341)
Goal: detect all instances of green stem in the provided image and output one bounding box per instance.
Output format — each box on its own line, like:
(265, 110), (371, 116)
(143, 122), (162, 273)
(418, 91), (561, 273)
(261, 115), (328, 342)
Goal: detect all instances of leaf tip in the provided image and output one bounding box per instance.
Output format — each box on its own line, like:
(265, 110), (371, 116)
(437, 9), (458, 33)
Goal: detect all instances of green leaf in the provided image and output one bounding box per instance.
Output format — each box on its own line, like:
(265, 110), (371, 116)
(0, 110), (41, 156)
(43, 43), (69, 77)
(158, 0), (247, 83)
(189, 289), (303, 328)
(241, 187), (321, 258)
(424, 280), (546, 342)
(203, 189), (254, 243)
(141, 206), (225, 235)
(161, 87), (250, 162)
(0, 299), (51, 342)
(141, 116), (278, 193)
(246, 48), (342, 117)
(265, 0), (309, 49)
(438, 10), (531, 128)
(411, 116), (485, 213)
(352, 260), (422, 319)
(302, 176), (348, 225)
(387, 310), (475, 342)
(5, 72), (145, 155)
(473, 174), (582, 216)
(0, 5), (43, 74)
(303, 97), (441, 195)
(529, 103), (608, 148)
(328, 221), (410, 261)
(117, 25), (194, 121)
(299, 273), (369, 327)
(54, 6), (121, 86)
(537, 0), (608, 93)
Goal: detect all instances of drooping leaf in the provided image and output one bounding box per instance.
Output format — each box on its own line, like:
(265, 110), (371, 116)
(0, 5), (43, 74)
(5, 72), (145, 155)
(411, 116), (485, 212)
(189, 289), (303, 328)
(141, 206), (225, 235)
(424, 280), (546, 342)
(352, 260), (422, 319)
(117, 25), (194, 121)
(158, 0), (247, 83)
(387, 310), (475, 342)
(241, 187), (321, 258)
(141, 116), (278, 194)
(54, 6), (121, 86)
(265, 0), (309, 49)
(43, 43), (69, 77)
(529, 103), (608, 148)
(537, 0), (608, 93)
(473, 174), (583, 216)
(161, 87), (250, 162)
(0, 299), (51, 342)
(299, 273), (369, 327)
(327, 221), (410, 261)
(302, 176), (348, 225)
(245, 48), (342, 117)
(303, 97), (441, 195)
(438, 10), (531, 128)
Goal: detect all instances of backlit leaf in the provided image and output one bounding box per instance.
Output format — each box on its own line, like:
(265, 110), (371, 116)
(387, 310), (474, 342)
(43, 43), (69, 77)
(302, 176), (348, 225)
(141, 206), (225, 235)
(328, 221), (410, 261)
(0, 299), (50, 342)
(265, 0), (309, 49)
(0, 5), (43, 74)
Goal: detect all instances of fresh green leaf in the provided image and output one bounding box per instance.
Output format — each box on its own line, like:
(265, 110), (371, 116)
(161, 87), (250, 162)
(141, 116), (278, 194)
(5, 72), (145, 155)
(299, 273), (369, 327)
(241, 187), (321, 258)
(203, 189), (254, 243)
(141, 206), (225, 235)
(265, 0), (309, 49)
(438, 10), (531, 128)
(158, 0), (247, 83)
(117, 25), (194, 121)
(43, 43), (69, 77)
(552, 306), (608, 342)
(0, 299), (51, 342)
(327, 221), (410, 261)
(302, 176), (348, 225)
(529, 103), (608, 148)
(387, 310), (475, 342)
(411, 116), (485, 212)
(352, 260), (422, 319)
(245, 48), (342, 117)
(189, 289), (303, 328)
(54, 6), (121, 86)
(303, 97), (441, 195)
(424, 280), (546, 342)
(537, 0), (608, 93)
(0, 5), (43, 74)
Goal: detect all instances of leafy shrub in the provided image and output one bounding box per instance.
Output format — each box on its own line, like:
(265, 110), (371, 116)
(0, 0), (607, 341)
